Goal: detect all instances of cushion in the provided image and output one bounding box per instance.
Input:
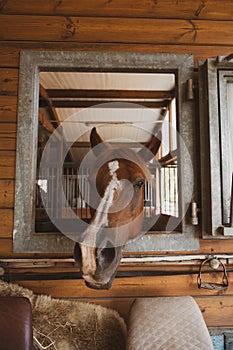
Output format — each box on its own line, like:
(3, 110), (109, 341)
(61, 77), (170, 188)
(127, 296), (214, 350)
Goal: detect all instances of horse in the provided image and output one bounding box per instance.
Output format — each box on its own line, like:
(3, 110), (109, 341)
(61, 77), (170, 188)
(74, 126), (162, 289)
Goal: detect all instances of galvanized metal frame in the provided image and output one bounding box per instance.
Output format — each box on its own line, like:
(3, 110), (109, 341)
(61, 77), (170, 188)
(199, 56), (233, 237)
(218, 71), (233, 228)
(13, 51), (199, 253)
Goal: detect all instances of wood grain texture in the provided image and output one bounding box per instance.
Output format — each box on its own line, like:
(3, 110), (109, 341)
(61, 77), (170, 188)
(0, 179), (14, 208)
(0, 69), (18, 95)
(1, 16), (233, 46)
(196, 296), (233, 327)
(0, 96), (17, 122)
(16, 272), (233, 299)
(0, 123), (16, 151)
(199, 239), (233, 254)
(0, 138), (16, 151)
(90, 298), (134, 323)
(0, 0), (233, 20)
(0, 151), (15, 179)
(0, 209), (13, 238)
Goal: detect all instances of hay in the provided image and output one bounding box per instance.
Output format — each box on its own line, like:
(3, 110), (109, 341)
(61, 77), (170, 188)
(0, 280), (127, 350)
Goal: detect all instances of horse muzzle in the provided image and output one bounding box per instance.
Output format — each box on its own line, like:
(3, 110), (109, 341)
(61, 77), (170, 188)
(84, 276), (114, 290)
(74, 242), (122, 290)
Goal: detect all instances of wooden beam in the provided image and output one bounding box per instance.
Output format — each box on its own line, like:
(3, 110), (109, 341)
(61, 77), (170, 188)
(1, 16), (233, 46)
(47, 89), (175, 99)
(14, 272), (233, 298)
(159, 149), (178, 165)
(70, 141), (148, 148)
(52, 100), (170, 108)
(38, 110), (55, 134)
(1, 1), (233, 21)
(39, 84), (60, 125)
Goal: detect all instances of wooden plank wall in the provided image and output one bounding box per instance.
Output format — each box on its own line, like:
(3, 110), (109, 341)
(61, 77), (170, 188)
(1, 0), (233, 326)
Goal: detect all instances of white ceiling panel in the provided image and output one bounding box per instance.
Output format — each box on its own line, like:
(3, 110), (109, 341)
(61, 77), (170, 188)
(40, 72), (175, 91)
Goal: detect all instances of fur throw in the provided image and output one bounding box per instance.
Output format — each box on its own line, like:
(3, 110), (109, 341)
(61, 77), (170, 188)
(0, 280), (127, 350)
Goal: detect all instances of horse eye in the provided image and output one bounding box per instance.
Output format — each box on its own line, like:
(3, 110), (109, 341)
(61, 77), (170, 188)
(134, 179), (144, 189)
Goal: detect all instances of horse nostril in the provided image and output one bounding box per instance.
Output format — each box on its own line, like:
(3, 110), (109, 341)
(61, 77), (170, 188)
(98, 242), (116, 268)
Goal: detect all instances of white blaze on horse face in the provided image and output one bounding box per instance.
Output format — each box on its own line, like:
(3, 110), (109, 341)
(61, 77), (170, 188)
(84, 160), (121, 238)
(94, 160), (121, 228)
(108, 160), (119, 176)
(81, 160), (121, 277)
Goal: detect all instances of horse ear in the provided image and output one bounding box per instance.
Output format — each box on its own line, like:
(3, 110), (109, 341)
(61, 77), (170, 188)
(90, 127), (103, 147)
(138, 131), (162, 162)
(90, 127), (109, 156)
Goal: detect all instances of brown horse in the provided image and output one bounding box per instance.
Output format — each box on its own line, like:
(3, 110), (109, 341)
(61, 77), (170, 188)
(74, 126), (162, 289)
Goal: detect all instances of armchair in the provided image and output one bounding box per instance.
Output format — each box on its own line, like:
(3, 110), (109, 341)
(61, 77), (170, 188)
(0, 296), (33, 350)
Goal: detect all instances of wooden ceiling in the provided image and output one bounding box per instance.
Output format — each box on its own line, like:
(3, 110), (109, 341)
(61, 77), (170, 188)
(39, 71), (176, 165)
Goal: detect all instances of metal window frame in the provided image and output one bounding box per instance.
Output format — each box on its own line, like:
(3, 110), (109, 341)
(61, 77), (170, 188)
(199, 56), (233, 237)
(13, 51), (199, 253)
(219, 71), (233, 229)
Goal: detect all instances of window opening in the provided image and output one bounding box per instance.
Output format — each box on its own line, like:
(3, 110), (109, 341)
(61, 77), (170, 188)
(36, 71), (179, 233)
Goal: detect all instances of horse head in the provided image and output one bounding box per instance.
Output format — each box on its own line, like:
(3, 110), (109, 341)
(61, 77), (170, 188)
(74, 126), (162, 289)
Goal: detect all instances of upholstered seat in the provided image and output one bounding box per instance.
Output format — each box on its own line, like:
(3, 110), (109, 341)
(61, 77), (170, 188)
(127, 296), (214, 350)
(0, 296), (34, 350)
